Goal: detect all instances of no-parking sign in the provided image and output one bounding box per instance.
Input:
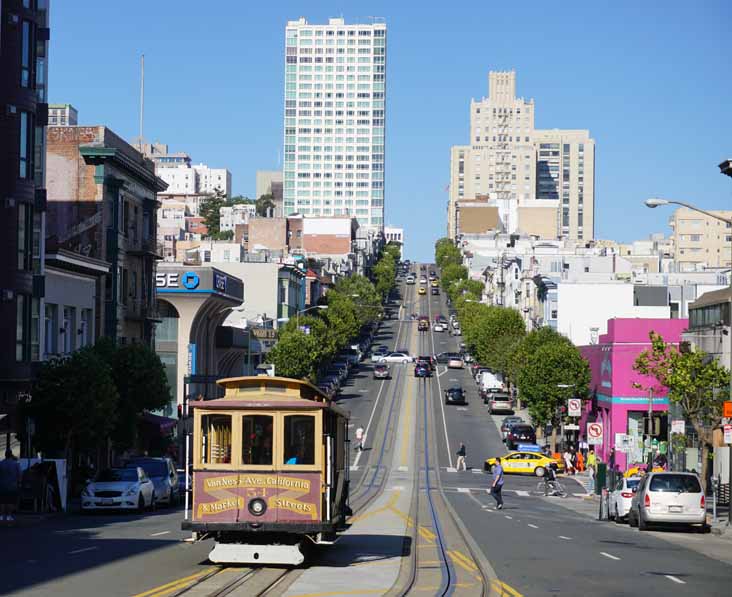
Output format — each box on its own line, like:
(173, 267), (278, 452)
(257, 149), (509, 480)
(587, 422), (604, 445)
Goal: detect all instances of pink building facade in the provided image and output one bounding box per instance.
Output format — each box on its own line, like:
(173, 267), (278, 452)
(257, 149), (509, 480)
(579, 318), (688, 471)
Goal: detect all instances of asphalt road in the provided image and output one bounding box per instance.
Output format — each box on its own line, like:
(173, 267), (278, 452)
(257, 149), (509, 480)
(419, 265), (732, 597)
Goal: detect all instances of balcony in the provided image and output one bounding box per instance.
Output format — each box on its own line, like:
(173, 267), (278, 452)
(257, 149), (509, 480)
(126, 237), (164, 259)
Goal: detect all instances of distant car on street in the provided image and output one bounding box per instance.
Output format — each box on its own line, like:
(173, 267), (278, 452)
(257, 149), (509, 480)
(432, 322), (446, 332)
(373, 364), (391, 380)
(415, 355), (436, 371)
(500, 416), (525, 440)
(431, 287), (440, 295)
(487, 392), (514, 415)
(418, 286), (426, 295)
(414, 363), (431, 378)
(81, 467), (155, 512)
(370, 347), (389, 362)
(376, 352), (414, 364)
(435, 351), (461, 364)
(484, 451), (563, 476)
(444, 386), (467, 405)
(447, 356), (464, 369)
(505, 424), (536, 449)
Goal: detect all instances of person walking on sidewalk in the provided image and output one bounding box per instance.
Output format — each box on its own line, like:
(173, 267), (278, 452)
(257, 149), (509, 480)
(491, 457), (504, 510)
(355, 426), (365, 451)
(456, 442), (467, 471)
(0, 449), (21, 522)
(587, 448), (597, 469)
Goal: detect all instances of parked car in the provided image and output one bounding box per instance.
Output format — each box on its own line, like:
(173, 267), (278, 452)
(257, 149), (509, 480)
(451, 326), (462, 336)
(447, 356), (464, 369)
(487, 392), (514, 415)
(339, 348), (361, 367)
(500, 416), (525, 440)
(609, 476), (642, 523)
(125, 457), (179, 507)
(376, 352), (414, 364)
(373, 364), (391, 380)
(628, 472), (706, 532)
(81, 467), (155, 512)
(444, 387), (467, 405)
(414, 363), (431, 378)
(505, 424), (536, 449)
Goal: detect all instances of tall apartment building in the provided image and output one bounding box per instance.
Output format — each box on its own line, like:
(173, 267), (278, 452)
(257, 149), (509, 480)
(669, 207), (732, 271)
(283, 17), (387, 231)
(0, 0), (50, 448)
(48, 103), (77, 126)
(448, 71), (595, 242)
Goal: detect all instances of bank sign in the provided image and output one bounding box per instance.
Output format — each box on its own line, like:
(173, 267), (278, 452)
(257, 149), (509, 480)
(155, 268), (243, 302)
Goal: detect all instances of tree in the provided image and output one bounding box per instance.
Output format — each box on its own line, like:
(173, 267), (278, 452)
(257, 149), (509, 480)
(435, 237), (462, 268)
(516, 341), (590, 451)
(508, 327), (573, 383)
(383, 241), (402, 262)
(256, 193), (276, 217)
(26, 348), (118, 459)
(268, 329), (322, 381)
(323, 291), (360, 349)
(333, 274), (382, 328)
(373, 252), (396, 299)
(440, 263), (468, 293)
(199, 187), (228, 238)
(106, 342), (171, 450)
(470, 306), (526, 373)
(447, 278), (483, 303)
(634, 332), (729, 487)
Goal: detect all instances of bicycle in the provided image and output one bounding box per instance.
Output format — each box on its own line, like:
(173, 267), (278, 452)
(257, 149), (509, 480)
(536, 479), (567, 497)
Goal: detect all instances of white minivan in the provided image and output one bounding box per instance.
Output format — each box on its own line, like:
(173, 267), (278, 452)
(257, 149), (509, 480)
(480, 371), (505, 393)
(628, 472), (706, 532)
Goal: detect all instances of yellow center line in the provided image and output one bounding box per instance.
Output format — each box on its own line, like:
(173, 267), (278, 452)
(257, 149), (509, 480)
(129, 567), (218, 597)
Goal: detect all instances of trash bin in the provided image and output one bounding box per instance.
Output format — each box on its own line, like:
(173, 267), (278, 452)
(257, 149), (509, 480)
(595, 462), (607, 495)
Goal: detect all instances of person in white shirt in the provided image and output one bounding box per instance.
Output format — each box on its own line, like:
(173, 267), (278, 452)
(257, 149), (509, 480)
(563, 449), (575, 475)
(355, 426), (365, 451)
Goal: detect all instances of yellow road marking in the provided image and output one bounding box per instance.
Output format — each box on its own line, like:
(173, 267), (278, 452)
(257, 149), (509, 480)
(490, 579), (524, 597)
(130, 567), (218, 597)
(448, 549), (479, 572)
(287, 590), (387, 597)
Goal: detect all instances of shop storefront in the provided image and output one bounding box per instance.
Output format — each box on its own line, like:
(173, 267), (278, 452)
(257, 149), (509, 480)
(580, 318), (688, 471)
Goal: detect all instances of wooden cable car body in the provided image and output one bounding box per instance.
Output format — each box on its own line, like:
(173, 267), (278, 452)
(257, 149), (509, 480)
(182, 376), (350, 565)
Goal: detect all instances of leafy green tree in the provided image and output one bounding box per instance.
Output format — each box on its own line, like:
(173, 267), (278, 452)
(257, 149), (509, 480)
(333, 274), (382, 328)
(107, 343), (171, 450)
(269, 329), (322, 381)
(440, 263), (468, 293)
(27, 347), (118, 458)
(470, 306), (526, 372)
(280, 315), (337, 368)
(383, 242), (402, 262)
(634, 332), (729, 486)
(435, 237), (462, 268)
(199, 187), (228, 238)
(516, 341), (590, 451)
(323, 291), (360, 349)
(508, 327), (572, 383)
(447, 278), (483, 302)
(256, 193), (276, 217)
(229, 195), (255, 205)
(373, 252), (396, 299)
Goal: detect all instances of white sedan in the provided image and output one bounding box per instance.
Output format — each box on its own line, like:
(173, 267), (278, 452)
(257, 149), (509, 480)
(376, 352), (414, 364)
(81, 467), (156, 512)
(609, 476), (641, 523)
(433, 323), (446, 332)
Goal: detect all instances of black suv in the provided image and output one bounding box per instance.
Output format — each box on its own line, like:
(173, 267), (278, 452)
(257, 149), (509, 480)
(444, 387), (467, 405)
(505, 425), (536, 450)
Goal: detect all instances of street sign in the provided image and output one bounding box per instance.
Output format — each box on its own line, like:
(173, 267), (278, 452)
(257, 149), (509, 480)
(587, 422), (604, 445)
(724, 401), (732, 418)
(671, 420), (686, 435)
(724, 424), (732, 445)
(563, 424), (580, 431)
(518, 444), (541, 452)
(568, 398), (582, 417)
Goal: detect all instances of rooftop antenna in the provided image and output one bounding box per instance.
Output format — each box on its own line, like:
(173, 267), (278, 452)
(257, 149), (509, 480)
(134, 54), (146, 151)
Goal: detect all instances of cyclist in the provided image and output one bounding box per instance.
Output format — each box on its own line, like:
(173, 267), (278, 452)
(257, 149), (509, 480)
(543, 463), (561, 496)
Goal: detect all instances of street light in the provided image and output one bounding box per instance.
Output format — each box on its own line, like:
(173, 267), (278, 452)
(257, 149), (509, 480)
(644, 197), (732, 403)
(296, 304), (328, 328)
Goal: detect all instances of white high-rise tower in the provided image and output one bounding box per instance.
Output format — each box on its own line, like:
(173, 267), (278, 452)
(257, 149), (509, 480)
(283, 17), (387, 230)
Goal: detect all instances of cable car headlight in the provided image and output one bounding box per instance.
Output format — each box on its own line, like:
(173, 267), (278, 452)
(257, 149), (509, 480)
(248, 498), (267, 516)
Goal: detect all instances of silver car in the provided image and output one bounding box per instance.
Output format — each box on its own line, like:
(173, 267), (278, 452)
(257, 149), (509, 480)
(628, 472), (706, 532)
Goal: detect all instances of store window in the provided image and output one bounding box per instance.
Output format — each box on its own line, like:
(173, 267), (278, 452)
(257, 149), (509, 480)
(200, 414), (232, 464)
(242, 415), (273, 465)
(283, 414), (315, 465)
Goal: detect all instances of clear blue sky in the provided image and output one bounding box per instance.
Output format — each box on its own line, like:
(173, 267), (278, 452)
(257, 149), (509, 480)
(50, 0), (732, 262)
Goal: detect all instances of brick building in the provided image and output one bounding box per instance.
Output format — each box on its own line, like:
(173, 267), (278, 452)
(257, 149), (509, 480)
(46, 126), (168, 346)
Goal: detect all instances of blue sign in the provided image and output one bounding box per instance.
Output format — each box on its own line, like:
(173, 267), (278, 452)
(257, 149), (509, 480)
(187, 343), (197, 375)
(182, 272), (200, 290)
(518, 444), (541, 452)
(213, 271), (227, 293)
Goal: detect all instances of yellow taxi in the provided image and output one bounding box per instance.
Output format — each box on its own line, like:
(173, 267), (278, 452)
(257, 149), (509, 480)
(418, 286), (426, 295)
(483, 451), (564, 477)
(431, 279), (439, 288)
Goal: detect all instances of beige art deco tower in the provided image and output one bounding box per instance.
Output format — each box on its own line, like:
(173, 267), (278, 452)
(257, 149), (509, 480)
(448, 71), (595, 242)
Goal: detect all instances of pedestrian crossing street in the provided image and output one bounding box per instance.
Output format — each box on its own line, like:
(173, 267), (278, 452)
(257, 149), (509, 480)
(442, 486), (589, 499)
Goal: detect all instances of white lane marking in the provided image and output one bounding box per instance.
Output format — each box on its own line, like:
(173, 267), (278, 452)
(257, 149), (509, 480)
(558, 536), (572, 541)
(388, 485), (405, 491)
(471, 469), (482, 474)
(600, 552), (620, 561)
(664, 575), (686, 585)
(456, 407), (468, 411)
(397, 466), (408, 472)
(573, 493), (587, 497)
(437, 367), (448, 377)
(457, 488), (470, 493)
(516, 490), (530, 497)
(449, 378), (459, 382)
(150, 531), (171, 537)
(504, 515), (513, 519)
(349, 465), (359, 471)
(446, 467), (457, 473)
(69, 546), (98, 555)
(427, 297), (453, 469)
(528, 523), (539, 529)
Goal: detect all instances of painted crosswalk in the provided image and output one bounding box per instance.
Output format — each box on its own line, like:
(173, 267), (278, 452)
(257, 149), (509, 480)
(443, 486), (589, 499)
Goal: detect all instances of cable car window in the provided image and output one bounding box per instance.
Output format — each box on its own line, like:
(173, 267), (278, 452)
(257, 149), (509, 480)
(242, 414), (273, 465)
(283, 415), (315, 465)
(200, 414), (232, 464)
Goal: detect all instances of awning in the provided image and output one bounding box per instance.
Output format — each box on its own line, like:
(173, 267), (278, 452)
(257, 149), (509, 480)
(140, 411), (177, 434)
